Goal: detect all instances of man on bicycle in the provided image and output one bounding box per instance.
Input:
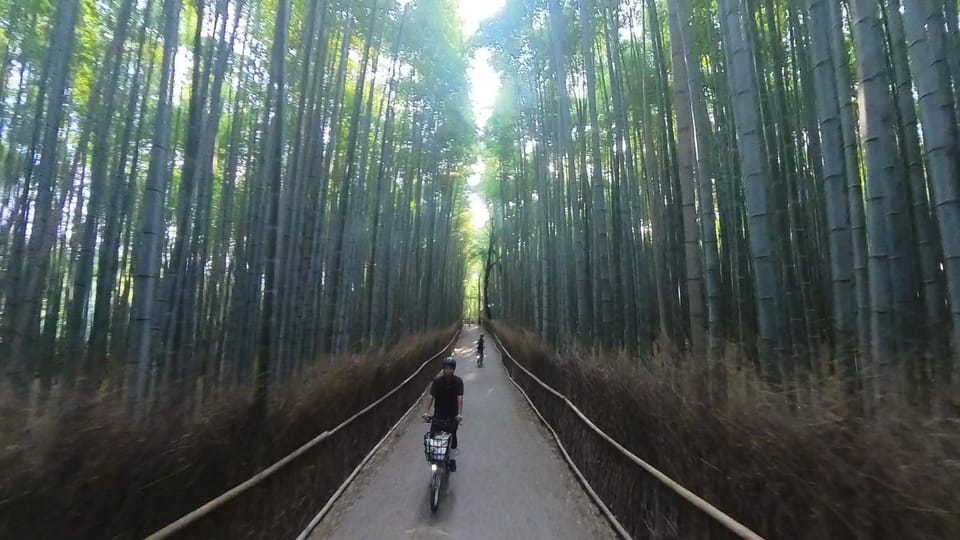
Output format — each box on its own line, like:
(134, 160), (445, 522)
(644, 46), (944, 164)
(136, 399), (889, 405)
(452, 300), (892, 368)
(477, 333), (485, 364)
(424, 356), (463, 471)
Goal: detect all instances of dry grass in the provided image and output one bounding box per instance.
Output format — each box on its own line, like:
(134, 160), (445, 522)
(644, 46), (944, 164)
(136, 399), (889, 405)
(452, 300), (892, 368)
(0, 324), (458, 539)
(489, 320), (960, 540)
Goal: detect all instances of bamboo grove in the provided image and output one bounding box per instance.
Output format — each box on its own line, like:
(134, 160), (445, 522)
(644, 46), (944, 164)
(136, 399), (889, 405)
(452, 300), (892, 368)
(478, 0), (960, 410)
(0, 0), (476, 407)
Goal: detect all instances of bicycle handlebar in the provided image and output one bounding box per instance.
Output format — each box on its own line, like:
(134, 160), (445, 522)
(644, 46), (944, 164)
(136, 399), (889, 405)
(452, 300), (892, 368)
(422, 415), (460, 427)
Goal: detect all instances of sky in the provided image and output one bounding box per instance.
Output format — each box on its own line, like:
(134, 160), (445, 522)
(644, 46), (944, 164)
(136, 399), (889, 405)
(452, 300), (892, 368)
(459, 0), (505, 230)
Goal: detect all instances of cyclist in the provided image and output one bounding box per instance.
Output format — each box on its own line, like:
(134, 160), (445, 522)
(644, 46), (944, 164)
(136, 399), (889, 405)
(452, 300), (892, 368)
(477, 333), (485, 365)
(424, 356), (463, 471)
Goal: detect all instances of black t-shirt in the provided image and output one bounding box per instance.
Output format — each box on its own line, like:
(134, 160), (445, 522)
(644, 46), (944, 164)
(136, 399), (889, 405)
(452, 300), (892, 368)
(431, 375), (463, 419)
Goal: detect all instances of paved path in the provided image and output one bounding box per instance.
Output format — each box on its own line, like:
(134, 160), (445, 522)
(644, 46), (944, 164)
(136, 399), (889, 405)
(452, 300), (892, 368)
(307, 325), (617, 540)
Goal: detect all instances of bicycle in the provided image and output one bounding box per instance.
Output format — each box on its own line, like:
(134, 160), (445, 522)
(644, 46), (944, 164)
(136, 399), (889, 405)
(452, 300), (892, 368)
(422, 416), (458, 512)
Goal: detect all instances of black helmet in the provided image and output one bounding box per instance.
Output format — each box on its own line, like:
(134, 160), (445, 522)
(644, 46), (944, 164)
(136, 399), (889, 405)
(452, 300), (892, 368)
(442, 356), (456, 369)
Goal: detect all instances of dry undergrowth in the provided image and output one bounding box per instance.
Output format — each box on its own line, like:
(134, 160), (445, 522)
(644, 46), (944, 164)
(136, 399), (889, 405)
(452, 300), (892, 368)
(489, 320), (960, 540)
(0, 324), (458, 539)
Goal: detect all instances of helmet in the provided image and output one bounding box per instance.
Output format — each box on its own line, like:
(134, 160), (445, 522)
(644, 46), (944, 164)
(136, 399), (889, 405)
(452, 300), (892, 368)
(441, 356), (456, 369)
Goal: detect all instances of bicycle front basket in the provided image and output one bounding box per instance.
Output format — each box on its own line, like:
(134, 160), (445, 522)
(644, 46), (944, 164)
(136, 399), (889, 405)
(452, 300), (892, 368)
(423, 432), (451, 462)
